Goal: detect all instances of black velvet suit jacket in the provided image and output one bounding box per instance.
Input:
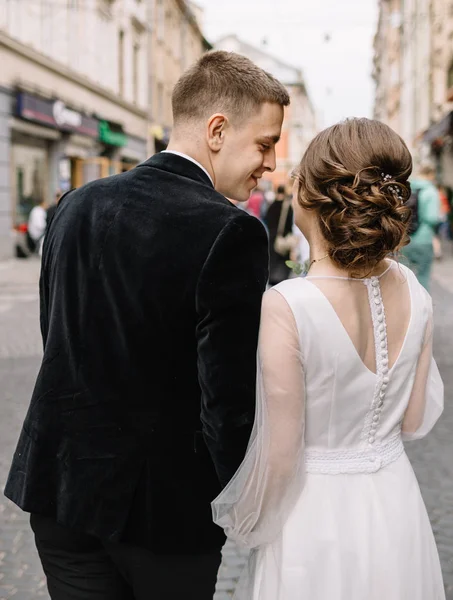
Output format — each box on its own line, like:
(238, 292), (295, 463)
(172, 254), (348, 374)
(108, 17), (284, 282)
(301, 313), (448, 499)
(4, 153), (269, 554)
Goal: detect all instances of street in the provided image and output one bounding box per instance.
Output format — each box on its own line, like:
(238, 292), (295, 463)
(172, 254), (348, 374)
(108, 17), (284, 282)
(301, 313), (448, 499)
(0, 257), (452, 599)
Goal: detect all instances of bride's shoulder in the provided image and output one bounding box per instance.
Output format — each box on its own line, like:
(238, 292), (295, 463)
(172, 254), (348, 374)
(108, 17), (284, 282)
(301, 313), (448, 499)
(265, 277), (316, 308)
(271, 276), (313, 296)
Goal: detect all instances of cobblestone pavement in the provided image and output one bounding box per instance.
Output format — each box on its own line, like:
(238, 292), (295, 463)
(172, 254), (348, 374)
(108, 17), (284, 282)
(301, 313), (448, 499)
(0, 256), (452, 599)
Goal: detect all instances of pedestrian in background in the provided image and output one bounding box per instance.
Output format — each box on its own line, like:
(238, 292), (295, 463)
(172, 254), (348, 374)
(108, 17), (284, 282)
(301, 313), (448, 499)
(401, 164), (440, 290)
(265, 184), (297, 285)
(26, 198), (48, 255)
(437, 184), (451, 243)
(261, 188), (275, 220)
(247, 186), (265, 220)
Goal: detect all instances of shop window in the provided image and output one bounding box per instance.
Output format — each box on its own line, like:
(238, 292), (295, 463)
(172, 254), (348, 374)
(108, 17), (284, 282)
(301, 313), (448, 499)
(12, 144), (48, 225)
(73, 157), (110, 188)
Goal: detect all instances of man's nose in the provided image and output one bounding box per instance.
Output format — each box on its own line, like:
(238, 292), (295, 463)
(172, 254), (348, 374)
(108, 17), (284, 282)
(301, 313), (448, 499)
(263, 148), (276, 173)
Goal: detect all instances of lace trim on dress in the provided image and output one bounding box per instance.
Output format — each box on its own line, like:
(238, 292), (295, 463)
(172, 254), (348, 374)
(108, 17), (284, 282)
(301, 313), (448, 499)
(305, 434), (404, 474)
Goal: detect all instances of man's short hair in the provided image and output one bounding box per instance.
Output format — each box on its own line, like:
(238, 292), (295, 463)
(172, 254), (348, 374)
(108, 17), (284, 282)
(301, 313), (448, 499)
(172, 50), (290, 126)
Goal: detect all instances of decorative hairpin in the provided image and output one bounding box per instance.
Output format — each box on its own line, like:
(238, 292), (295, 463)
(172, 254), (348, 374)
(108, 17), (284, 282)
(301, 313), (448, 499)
(381, 173), (404, 203)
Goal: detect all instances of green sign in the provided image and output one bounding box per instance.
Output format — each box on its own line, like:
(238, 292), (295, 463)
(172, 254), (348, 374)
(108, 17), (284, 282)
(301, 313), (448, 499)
(99, 120), (127, 147)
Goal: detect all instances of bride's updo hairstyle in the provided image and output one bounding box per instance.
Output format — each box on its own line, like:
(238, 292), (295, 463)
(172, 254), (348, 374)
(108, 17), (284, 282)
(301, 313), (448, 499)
(294, 118), (413, 277)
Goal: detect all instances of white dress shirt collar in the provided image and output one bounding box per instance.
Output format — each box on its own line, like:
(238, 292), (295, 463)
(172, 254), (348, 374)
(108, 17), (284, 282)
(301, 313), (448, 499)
(162, 150), (214, 186)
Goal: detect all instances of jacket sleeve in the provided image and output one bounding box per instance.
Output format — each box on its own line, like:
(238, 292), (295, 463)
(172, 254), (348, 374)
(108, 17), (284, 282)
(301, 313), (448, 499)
(196, 212), (269, 487)
(211, 289), (305, 550)
(420, 186), (441, 228)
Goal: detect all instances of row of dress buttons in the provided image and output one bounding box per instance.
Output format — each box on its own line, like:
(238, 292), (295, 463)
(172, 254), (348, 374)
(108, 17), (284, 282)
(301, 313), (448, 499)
(369, 277), (389, 445)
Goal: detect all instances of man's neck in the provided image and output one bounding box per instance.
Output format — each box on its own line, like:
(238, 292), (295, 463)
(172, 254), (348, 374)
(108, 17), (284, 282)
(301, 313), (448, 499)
(165, 142), (214, 184)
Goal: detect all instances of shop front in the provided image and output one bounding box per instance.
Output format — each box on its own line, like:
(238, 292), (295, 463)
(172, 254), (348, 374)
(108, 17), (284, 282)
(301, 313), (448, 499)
(423, 112), (453, 188)
(71, 120), (147, 185)
(11, 91), (148, 234)
(120, 131), (148, 168)
(12, 91), (101, 225)
(149, 124), (171, 154)
(0, 86), (12, 259)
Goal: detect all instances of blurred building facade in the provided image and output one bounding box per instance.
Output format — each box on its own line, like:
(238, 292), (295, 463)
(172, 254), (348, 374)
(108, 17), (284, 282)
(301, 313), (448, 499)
(0, 0), (211, 258)
(373, 0), (453, 185)
(148, 0), (211, 152)
(0, 0), (150, 258)
(0, 2), (317, 258)
(215, 35), (318, 192)
(373, 0), (403, 134)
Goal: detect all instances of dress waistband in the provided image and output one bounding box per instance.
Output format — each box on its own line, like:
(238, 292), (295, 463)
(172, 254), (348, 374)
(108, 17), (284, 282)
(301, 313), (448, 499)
(304, 435), (404, 475)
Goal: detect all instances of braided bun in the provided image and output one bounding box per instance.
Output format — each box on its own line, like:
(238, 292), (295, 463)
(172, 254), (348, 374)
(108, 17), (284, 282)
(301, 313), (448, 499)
(295, 118), (413, 277)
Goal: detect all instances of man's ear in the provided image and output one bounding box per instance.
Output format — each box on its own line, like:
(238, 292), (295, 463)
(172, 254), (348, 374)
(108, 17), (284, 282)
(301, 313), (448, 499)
(207, 114), (228, 153)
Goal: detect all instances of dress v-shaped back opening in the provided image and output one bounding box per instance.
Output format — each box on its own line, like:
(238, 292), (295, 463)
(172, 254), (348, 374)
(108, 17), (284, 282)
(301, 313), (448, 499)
(304, 261), (413, 376)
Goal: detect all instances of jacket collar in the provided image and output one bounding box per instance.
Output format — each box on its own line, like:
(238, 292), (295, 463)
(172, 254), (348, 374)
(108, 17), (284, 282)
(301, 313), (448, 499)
(140, 152), (214, 189)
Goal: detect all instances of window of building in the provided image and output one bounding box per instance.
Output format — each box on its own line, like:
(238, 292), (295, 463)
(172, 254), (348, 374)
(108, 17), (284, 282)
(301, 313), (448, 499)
(447, 61), (453, 90)
(166, 9), (172, 50)
(180, 20), (187, 68)
(167, 89), (172, 123)
(11, 142), (48, 226)
(174, 13), (182, 61)
(158, 83), (164, 123)
(157, 0), (165, 42)
(133, 42), (140, 104)
(390, 11), (402, 28)
(118, 30), (124, 96)
(98, 0), (114, 18)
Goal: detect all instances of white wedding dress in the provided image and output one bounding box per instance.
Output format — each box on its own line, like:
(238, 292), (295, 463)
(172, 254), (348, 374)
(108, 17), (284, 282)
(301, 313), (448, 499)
(212, 260), (445, 599)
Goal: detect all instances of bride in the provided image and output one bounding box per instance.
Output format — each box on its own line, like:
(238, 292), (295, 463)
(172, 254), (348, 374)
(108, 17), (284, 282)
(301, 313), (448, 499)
(212, 118), (445, 599)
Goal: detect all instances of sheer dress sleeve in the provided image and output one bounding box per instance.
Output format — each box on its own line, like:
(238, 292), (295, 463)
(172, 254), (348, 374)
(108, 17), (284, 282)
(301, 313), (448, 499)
(402, 309), (444, 441)
(211, 288), (306, 549)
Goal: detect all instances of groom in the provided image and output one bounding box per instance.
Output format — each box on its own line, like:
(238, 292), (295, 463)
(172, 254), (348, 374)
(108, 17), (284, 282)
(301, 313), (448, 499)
(5, 51), (289, 599)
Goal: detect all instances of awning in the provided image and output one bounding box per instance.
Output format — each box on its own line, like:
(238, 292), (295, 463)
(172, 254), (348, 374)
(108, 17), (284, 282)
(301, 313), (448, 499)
(423, 112), (453, 145)
(99, 120), (127, 147)
(11, 117), (61, 140)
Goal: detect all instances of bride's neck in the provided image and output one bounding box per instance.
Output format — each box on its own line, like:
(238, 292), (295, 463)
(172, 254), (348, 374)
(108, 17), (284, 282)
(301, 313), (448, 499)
(307, 240), (390, 279)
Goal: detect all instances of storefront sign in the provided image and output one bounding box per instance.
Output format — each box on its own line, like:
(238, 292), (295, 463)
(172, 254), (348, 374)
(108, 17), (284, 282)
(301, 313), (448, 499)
(99, 120), (127, 147)
(53, 101), (82, 129)
(16, 92), (99, 138)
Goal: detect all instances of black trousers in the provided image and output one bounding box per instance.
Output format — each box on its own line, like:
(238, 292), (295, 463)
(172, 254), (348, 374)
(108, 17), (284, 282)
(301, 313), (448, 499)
(31, 514), (222, 600)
